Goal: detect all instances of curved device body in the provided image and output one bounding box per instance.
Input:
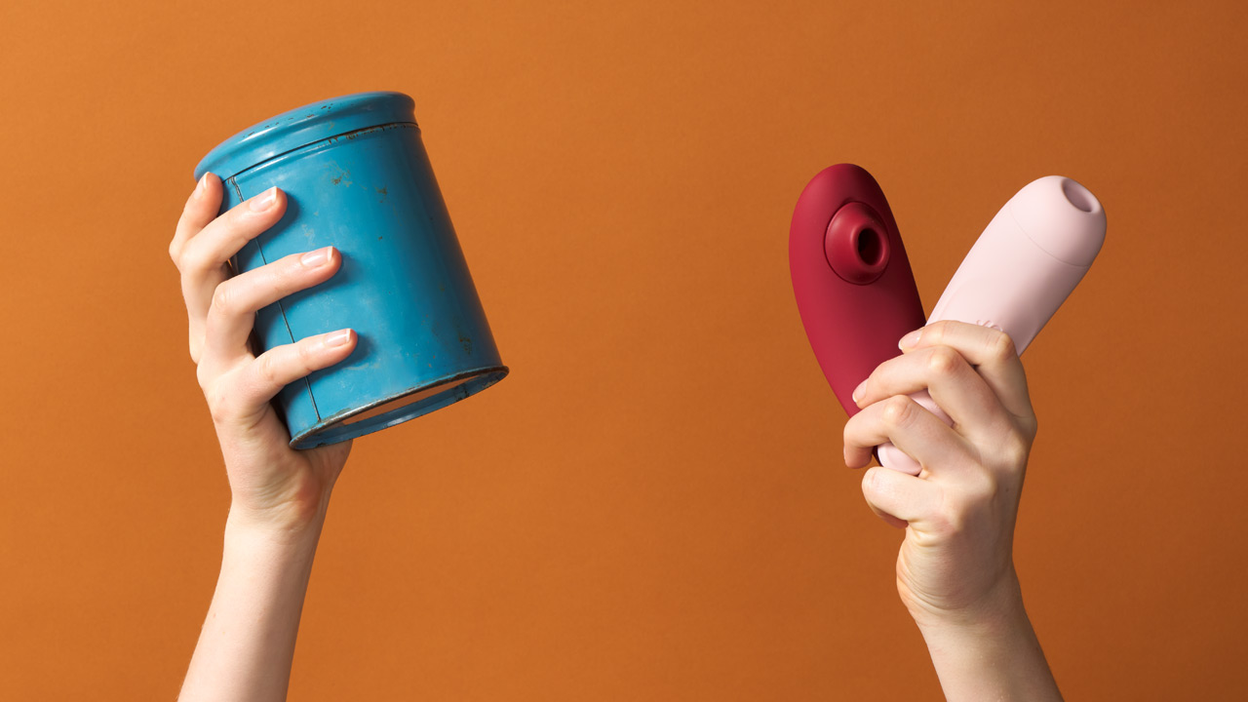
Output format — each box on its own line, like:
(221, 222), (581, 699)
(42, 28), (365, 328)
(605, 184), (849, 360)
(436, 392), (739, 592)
(789, 164), (925, 417)
(878, 176), (1107, 473)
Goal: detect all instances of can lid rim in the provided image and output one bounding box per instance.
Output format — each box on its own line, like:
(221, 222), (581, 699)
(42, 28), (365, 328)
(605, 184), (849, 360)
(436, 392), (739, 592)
(193, 91), (417, 182)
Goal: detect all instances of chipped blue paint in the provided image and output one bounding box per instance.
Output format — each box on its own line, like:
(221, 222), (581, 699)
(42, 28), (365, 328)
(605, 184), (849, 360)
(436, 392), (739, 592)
(194, 92), (508, 449)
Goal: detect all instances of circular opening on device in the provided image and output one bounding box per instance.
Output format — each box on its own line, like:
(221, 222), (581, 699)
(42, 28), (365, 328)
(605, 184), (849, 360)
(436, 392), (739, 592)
(1061, 179), (1096, 213)
(856, 228), (884, 266)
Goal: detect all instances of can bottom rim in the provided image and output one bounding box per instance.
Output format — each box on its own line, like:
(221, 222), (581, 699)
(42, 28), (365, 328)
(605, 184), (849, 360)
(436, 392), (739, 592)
(289, 366), (509, 449)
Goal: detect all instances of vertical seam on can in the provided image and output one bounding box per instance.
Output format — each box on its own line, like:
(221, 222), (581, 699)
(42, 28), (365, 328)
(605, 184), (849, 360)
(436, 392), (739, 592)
(228, 177), (322, 422)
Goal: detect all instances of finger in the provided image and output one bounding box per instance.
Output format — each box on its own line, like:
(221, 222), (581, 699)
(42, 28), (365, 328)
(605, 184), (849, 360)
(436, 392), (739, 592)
(844, 395), (978, 475)
(169, 173), (223, 263)
(899, 321), (1033, 423)
(852, 345), (1012, 444)
(233, 329), (358, 410)
(203, 247), (342, 363)
(861, 466), (943, 526)
(177, 187), (287, 327)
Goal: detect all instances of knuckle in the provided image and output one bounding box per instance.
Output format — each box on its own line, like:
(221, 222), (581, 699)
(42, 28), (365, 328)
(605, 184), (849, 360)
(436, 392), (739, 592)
(987, 330), (1018, 362)
(881, 396), (917, 429)
(860, 468), (874, 496)
(257, 352), (284, 385)
(923, 320), (950, 344)
(999, 431), (1031, 469)
(1025, 414), (1039, 441)
(925, 507), (957, 540)
(863, 466), (880, 491)
(227, 201), (260, 229)
(180, 243), (213, 276)
(224, 201), (246, 224)
(966, 471), (1001, 504)
(857, 369), (879, 400)
(195, 363), (212, 391)
(936, 494), (989, 539)
(272, 257), (305, 292)
(864, 467), (893, 501)
(210, 282), (237, 316)
(842, 414), (865, 449)
(296, 338), (319, 366)
(941, 478), (996, 526)
(926, 346), (963, 377)
(208, 391), (235, 426)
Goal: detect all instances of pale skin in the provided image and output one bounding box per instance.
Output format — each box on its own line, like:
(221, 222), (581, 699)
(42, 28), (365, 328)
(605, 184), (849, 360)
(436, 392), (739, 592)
(172, 173), (356, 702)
(172, 176), (1061, 700)
(845, 321), (1062, 700)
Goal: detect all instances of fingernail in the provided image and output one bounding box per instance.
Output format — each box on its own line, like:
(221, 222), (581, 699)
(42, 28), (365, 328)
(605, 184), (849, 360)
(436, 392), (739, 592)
(899, 328), (923, 350)
(852, 379), (867, 404)
(194, 173), (210, 198)
(300, 246), (334, 268)
(248, 187), (278, 212)
(324, 329), (353, 347)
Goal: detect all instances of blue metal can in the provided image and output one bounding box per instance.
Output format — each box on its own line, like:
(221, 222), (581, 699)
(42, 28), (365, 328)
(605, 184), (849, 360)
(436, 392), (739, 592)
(194, 91), (508, 449)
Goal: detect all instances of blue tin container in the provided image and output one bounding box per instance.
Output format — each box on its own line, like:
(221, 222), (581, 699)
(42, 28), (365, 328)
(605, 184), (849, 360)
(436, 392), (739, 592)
(194, 91), (508, 449)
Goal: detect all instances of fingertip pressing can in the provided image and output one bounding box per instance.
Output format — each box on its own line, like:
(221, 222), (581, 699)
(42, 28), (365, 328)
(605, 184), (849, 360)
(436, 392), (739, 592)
(194, 91), (508, 449)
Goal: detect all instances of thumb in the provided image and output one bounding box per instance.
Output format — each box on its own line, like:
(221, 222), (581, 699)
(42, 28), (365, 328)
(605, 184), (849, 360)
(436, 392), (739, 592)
(861, 466), (942, 529)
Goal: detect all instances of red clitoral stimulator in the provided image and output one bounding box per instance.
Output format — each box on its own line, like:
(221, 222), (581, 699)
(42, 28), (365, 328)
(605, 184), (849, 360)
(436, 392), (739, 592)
(788, 164), (926, 423)
(791, 166), (1107, 476)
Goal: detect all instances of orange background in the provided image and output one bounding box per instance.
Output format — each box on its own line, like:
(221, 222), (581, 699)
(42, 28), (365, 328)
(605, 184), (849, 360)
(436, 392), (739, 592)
(2, 0), (1245, 699)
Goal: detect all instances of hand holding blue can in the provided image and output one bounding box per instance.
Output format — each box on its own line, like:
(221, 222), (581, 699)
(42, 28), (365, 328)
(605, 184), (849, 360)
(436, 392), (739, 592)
(170, 173), (356, 532)
(193, 92), (509, 449)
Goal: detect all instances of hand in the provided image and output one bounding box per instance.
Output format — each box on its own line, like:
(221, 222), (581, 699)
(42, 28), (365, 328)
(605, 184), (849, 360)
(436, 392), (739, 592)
(170, 173), (358, 537)
(843, 320), (1037, 625)
(843, 320), (1062, 699)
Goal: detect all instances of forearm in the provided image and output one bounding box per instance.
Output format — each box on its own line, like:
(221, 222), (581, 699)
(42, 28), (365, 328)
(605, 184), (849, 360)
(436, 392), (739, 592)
(915, 572), (1062, 702)
(179, 511), (325, 702)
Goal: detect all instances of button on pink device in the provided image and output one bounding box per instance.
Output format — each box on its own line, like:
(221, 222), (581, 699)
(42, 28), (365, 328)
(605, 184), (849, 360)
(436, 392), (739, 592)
(789, 164), (926, 418)
(876, 176), (1107, 474)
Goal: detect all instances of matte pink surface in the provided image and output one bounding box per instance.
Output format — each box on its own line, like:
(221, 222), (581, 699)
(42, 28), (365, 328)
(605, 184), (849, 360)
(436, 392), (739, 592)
(877, 176), (1107, 474)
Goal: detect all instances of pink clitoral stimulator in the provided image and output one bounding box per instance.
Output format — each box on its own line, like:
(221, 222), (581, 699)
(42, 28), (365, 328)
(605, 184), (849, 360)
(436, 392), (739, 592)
(876, 176), (1107, 474)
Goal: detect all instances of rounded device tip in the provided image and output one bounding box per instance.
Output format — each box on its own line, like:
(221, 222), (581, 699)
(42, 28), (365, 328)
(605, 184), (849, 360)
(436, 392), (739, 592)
(1008, 175), (1106, 267)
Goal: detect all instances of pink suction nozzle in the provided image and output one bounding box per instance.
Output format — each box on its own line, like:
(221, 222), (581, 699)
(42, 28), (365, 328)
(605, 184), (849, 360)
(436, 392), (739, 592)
(877, 176), (1107, 475)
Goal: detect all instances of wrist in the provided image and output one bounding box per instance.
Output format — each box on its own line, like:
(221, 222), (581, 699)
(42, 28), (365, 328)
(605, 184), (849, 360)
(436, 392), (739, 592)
(224, 468), (335, 543)
(911, 570), (1062, 701)
(909, 565), (1025, 635)
(224, 502), (328, 553)
(184, 497), (327, 702)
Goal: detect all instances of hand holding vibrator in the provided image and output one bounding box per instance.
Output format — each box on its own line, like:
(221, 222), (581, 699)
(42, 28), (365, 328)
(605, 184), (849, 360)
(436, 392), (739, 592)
(789, 164), (926, 418)
(876, 176), (1107, 474)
